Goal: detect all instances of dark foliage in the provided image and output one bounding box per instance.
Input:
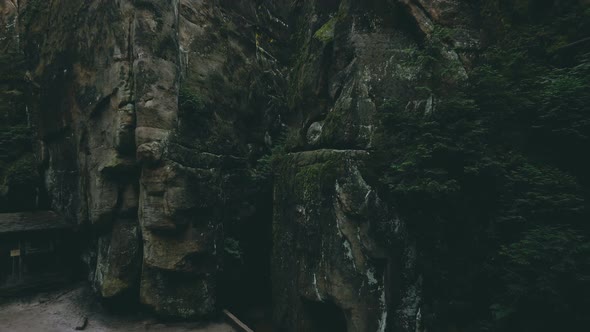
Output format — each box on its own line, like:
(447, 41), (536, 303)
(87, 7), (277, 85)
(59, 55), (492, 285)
(376, 1), (590, 330)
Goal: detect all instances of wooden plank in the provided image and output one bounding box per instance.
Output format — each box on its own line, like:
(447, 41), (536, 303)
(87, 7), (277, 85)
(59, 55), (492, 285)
(222, 309), (254, 332)
(18, 241), (22, 280)
(0, 211), (71, 234)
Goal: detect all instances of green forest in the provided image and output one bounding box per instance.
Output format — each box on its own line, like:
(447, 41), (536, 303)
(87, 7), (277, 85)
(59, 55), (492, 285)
(376, 1), (590, 330)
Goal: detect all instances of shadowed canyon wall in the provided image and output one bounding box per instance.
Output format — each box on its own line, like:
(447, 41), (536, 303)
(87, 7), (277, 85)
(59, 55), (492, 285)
(0, 0), (486, 328)
(2, 1), (589, 331)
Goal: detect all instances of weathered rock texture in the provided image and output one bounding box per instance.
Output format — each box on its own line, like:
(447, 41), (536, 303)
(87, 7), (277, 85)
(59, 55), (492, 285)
(270, 1), (478, 331)
(0, 0), (479, 330)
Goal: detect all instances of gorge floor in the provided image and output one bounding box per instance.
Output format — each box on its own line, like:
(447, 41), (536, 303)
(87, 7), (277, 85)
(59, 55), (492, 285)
(0, 284), (236, 332)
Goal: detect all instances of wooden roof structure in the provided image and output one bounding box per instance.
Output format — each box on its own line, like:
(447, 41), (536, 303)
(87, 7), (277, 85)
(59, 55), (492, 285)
(0, 211), (71, 234)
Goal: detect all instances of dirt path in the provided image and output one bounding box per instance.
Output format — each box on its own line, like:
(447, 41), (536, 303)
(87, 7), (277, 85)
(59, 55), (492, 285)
(0, 284), (236, 332)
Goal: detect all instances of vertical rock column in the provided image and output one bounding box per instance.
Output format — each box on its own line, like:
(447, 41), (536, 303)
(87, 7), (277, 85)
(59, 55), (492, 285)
(73, 2), (142, 299)
(134, 0), (216, 318)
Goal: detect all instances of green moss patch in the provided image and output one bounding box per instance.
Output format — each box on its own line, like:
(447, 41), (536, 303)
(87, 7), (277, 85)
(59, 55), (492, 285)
(313, 16), (338, 43)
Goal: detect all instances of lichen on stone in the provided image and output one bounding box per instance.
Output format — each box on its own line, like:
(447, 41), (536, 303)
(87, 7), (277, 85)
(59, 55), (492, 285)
(313, 16), (338, 43)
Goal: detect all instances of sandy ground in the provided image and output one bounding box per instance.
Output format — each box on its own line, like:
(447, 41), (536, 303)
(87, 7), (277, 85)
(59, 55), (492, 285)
(0, 284), (237, 332)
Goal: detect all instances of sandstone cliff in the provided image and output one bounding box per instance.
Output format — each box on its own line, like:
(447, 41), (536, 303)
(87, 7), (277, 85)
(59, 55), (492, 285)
(2, 1), (589, 332)
(0, 0), (485, 329)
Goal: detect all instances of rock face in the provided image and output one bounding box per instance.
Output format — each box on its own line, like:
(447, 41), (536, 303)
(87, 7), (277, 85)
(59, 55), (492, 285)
(0, 0), (478, 329)
(273, 150), (390, 331)
(271, 1), (477, 331)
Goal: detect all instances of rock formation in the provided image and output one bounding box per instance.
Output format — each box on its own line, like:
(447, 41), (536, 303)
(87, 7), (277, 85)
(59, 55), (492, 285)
(2, 1), (588, 332)
(0, 0), (476, 328)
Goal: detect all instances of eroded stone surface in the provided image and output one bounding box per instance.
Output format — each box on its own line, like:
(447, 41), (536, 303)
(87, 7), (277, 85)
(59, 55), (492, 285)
(0, 0), (478, 328)
(273, 150), (389, 331)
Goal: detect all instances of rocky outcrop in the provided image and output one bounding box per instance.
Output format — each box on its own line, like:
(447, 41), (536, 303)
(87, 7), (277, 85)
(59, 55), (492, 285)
(273, 150), (390, 331)
(0, 0), (479, 329)
(3, 0), (215, 318)
(270, 1), (479, 331)
(0, 0), (289, 320)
